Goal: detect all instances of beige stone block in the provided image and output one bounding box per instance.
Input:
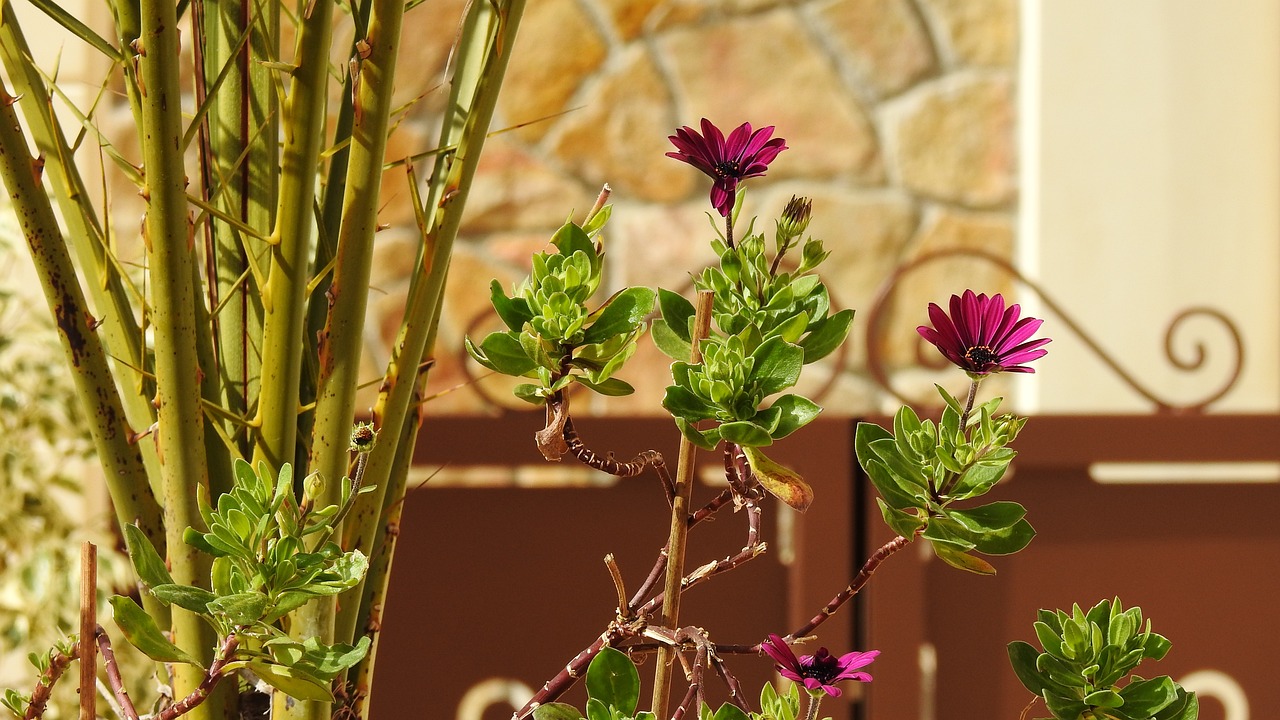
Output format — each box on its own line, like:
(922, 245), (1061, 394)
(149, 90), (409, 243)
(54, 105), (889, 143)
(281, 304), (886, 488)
(460, 135), (589, 233)
(919, 0), (1018, 68)
(549, 46), (695, 203)
(878, 206), (1016, 369)
(497, 0), (608, 141)
(888, 74), (1016, 208)
(816, 0), (938, 97)
(659, 9), (882, 182)
(395, 0), (469, 100)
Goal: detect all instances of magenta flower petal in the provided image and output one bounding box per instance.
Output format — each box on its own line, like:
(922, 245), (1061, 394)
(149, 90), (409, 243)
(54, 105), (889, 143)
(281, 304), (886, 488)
(917, 291), (1051, 375)
(761, 635), (877, 698)
(667, 119), (788, 217)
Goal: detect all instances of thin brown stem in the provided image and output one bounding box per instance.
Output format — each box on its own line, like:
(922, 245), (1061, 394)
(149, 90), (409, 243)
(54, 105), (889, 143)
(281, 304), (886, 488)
(605, 554), (631, 620)
(156, 634), (239, 720)
(95, 627), (140, 720)
(783, 534), (912, 643)
(724, 214), (734, 250)
(563, 411), (673, 502)
(78, 542), (96, 720)
(652, 290), (714, 718)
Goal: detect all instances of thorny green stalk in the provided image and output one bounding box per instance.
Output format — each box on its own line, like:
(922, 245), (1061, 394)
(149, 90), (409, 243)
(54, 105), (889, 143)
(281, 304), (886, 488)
(334, 0), (526, 651)
(135, 0), (224, 714)
(253, 0), (335, 474)
(0, 75), (169, 628)
(197, 0), (273, 460)
(292, 0), (407, 710)
(0, 2), (163, 493)
(651, 290), (714, 718)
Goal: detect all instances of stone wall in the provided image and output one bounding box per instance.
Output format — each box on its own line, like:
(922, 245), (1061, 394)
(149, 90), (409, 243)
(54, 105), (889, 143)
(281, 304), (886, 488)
(390, 0), (1020, 415)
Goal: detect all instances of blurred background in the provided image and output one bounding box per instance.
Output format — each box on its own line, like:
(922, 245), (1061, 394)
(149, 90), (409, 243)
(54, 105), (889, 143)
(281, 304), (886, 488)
(0, 1), (1276, 719)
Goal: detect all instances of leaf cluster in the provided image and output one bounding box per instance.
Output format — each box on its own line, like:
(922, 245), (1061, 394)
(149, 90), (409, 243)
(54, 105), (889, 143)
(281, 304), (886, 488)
(856, 386), (1033, 574)
(466, 215), (656, 403)
(114, 459), (371, 702)
(656, 226), (848, 451)
(1008, 599), (1198, 720)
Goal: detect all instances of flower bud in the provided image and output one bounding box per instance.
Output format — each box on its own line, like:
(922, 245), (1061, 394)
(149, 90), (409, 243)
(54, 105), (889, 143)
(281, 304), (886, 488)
(350, 421), (377, 453)
(776, 195), (812, 243)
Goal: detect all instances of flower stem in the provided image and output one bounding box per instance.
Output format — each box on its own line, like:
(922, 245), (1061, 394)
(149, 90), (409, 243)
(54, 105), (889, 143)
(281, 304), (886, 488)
(958, 377), (982, 432)
(725, 214), (735, 250)
(651, 290), (715, 718)
(803, 693), (823, 720)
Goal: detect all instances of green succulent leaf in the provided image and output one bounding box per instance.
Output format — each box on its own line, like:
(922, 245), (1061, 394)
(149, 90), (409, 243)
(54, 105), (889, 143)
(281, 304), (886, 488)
(875, 497), (926, 538)
(585, 647), (640, 716)
(797, 309), (852, 363)
(574, 376), (635, 397)
(1006, 641), (1048, 696)
(675, 417), (722, 451)
(1153, 690), (1198, 720)
(491, 280), (534, 331)
(467, 332), (538, 376)
(533, 704), (586, 720)
(718, 420), (773, 447)
(967, 518), (1036, 556)
(585, 698), (610, 720)
(583, 287), (656, 345)
(149, 584), (216, 614)
(207, 591), (270, 625)
(109, 596), (204, 668)
(550, 222), (600, 274)
(710, 703), (751, 720)
(248, 662), (334, 702)
(663, 385), (718, 423)
(651, 318), (692, 360)
(766, 394), (821, 440)
(1119, 676), (1178, 715)
(123, 523), (173, 588)
(748, 336), (803, 396)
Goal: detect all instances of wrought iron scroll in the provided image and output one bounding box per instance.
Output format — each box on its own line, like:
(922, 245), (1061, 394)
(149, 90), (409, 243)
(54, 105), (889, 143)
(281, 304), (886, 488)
(864, 248), (1245, 414)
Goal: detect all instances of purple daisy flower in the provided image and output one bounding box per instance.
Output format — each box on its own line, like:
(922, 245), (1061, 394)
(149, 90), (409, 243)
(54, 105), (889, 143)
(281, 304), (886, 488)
(761, 634), (878, 698)
(667, 119), (788, 217)
(917, 290), (1051, 375)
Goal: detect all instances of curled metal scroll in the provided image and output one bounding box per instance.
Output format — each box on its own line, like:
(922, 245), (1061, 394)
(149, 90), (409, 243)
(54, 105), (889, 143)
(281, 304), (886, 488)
(864, 248), (1245, 414)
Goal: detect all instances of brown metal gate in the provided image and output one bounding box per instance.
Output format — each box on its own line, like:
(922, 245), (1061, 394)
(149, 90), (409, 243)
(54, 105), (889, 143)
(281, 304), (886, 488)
(370, 414), (1278, 720)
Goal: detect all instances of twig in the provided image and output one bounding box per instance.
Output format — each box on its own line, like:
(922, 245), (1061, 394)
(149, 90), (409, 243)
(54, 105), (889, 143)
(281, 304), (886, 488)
(95, 627), (140, 720)
(782, 533), (913, 643)
(79, 542), (96, 720)
(652, 290), (714, 717)
(156, 634), (239, 720)
(563, 411), (674, 502)
(604, 554), (631, 621)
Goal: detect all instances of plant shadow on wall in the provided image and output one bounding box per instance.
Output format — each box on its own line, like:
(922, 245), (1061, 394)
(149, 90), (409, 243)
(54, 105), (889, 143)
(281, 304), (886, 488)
(0, 0), (1203, 715)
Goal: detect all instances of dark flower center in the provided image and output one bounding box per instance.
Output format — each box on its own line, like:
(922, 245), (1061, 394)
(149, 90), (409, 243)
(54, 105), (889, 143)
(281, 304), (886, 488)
(800, 649), (841, 683)
(713, 160), (741, 179)
(964, 345), (997, 368)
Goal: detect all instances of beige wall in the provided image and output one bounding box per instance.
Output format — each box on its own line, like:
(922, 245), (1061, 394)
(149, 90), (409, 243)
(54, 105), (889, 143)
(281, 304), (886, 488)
(1028, 0), (1280, 413)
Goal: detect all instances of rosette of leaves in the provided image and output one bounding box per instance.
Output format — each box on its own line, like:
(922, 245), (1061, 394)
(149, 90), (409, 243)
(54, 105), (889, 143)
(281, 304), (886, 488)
(1007, 599), (1198, 720)
(532, 647), (655, 720)
(655, 226), (850, 512)
(112, 459), (371, 702)
(466, 213), (657, 404)
(855, 386), (1034, 574)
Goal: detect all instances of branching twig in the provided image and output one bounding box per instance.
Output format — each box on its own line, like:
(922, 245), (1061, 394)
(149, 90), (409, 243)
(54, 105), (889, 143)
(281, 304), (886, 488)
(23, 646), (74, 720)
(96, 627), (140, 720)
(156, 633), (239, 720)
(782, 533), (913, 643)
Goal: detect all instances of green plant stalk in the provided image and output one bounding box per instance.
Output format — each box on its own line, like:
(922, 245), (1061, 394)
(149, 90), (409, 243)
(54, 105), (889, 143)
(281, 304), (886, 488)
(309, 0), (406, 552)
(135, 0), (223, 715)
(349, 399), (422, 718)
(651, 290), (714, 718)
(0, 3), (163, 494)
(285, 0), (407, 716)
(252, 0), (334, 473)
(0, 77), (166, 614)
(200, 0), (270, 461)
(333, 0), (526, 653)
